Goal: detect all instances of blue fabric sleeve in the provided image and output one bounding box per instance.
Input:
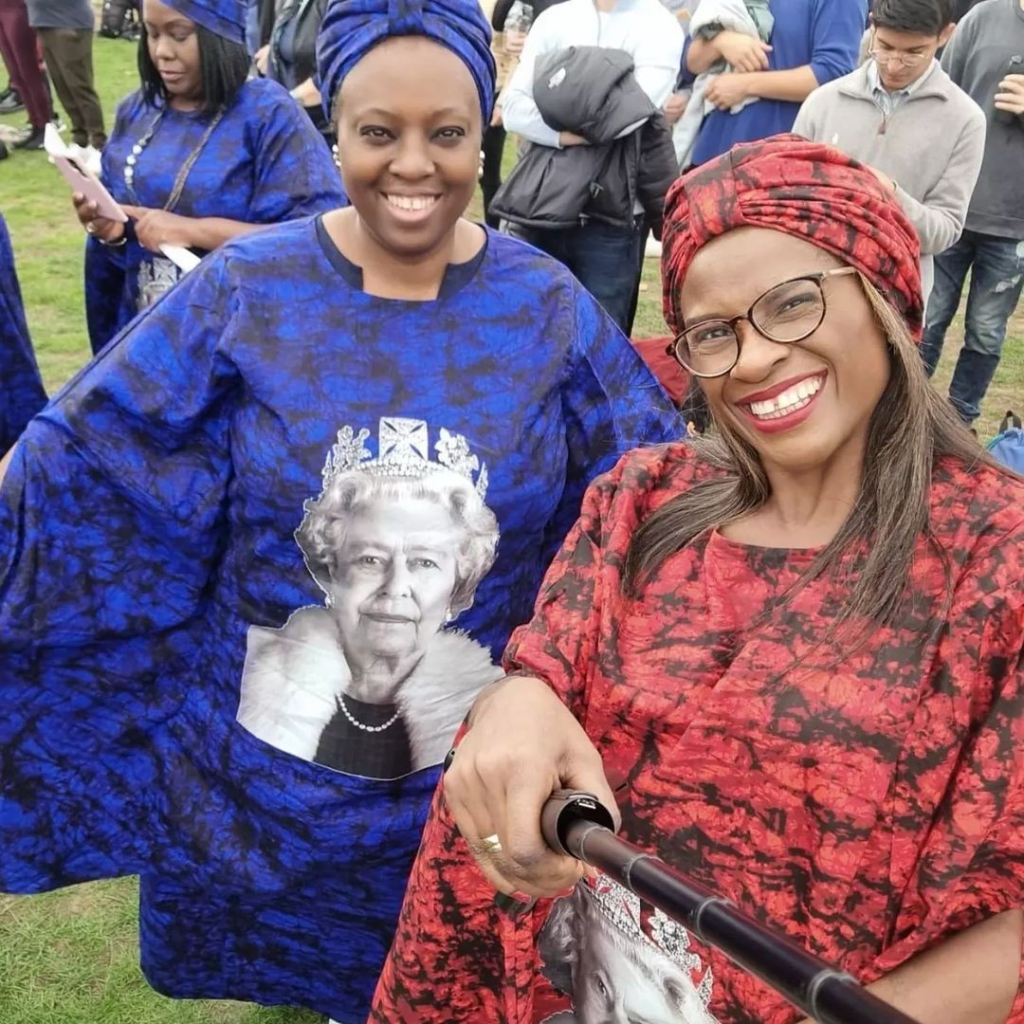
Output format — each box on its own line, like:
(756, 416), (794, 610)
(0, 257), (241, 648)
(248, 88), (347, 221)
(85, 94), (142, 354)
(542, 284), (683, 562)
(84, 234), (130, 355)
(0, 217), (47, 452)
(808, 0), (867, 87)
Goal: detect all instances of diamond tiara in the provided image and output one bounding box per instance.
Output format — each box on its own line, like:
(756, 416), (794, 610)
(583, 875), (714, 998)
(321, 418), (489, 500)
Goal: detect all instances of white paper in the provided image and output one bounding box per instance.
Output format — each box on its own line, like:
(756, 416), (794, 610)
(159, 244), (202, 273)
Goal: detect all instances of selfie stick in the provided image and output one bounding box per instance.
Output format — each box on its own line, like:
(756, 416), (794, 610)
(540, 790), (920, 1024)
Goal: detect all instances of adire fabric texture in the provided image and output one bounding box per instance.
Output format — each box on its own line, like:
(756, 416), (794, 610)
(316, 0), (496, 120)
(0, 220), (681, 1020)
(371, 444), (1024, 1024)
(85, 77), (343, 354)
(661, 135), (924, 338)
(162, 0), (250, 43)
(0, 213), (47, 452)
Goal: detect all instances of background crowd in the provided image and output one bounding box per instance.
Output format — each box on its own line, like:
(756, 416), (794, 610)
(0, 0), (1022, 1022)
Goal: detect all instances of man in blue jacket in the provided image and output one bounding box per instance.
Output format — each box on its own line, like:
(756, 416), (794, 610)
(682, 0), (868, 166)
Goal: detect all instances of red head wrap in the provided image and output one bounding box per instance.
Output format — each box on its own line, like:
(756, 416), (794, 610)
(661, 135), (924, 341)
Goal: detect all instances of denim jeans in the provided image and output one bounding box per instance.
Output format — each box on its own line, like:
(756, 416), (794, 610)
(920, 228), (1024, 423)
(507, 217), (645, 335)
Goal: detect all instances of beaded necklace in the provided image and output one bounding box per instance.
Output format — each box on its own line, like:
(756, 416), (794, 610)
(124, 104), (227, 211)
(337, 693), (400, 734)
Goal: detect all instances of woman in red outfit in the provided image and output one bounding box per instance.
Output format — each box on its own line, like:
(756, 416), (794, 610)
(370, 135), (1024, 1024)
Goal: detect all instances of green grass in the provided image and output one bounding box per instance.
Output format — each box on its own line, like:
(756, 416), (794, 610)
(1, 31), (1022, 1024)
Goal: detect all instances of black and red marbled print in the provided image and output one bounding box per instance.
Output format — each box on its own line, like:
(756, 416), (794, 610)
(372, 443), (1024, 1023)
(660, 135), (925, 340)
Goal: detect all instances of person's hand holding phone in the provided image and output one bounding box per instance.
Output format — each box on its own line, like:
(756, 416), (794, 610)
(73, 192), (126, 245)
(122, 205), (196, 253)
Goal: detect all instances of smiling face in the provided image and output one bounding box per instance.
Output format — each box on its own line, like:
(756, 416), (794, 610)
(334, 36), (482, 260)
(328, 497), (462, 675)
(142, 0), (201, 107)
(679, 228), (892, 476)
(871, 23), (952, 91)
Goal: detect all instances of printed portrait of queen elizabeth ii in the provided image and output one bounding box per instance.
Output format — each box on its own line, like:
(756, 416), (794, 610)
(236, 418), (503, 780)
(539, 877), (719, 1024)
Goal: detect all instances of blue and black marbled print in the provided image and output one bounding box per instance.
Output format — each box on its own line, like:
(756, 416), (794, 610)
(0, 220), (682, 1020)
(0, 214), (47, 453)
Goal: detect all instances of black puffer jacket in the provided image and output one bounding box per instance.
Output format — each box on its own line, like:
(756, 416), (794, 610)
(490, 45), (678, 234)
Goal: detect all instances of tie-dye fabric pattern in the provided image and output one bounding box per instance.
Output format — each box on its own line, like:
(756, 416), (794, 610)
(85, 77), (345, 354)
(371, 443), (1024, 1024)
(0, 220), (681, 1020)
(0, 213), (47, 452)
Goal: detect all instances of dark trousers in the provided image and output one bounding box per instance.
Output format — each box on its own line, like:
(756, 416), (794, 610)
(38, 27), (105, 148)
(508, 217), (646, 335)
(920, 228), (1024, 423)
(0, 6), (49, 129)
(480, 123), (507, 230)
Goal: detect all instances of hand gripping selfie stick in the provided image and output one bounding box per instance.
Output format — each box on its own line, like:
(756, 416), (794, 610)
(540, 790), (921, 1024)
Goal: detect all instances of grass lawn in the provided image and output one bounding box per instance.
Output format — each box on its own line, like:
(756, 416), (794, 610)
(1, 32), (1022, 1024)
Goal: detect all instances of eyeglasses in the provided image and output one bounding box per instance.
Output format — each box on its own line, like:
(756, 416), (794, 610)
(868, 48), (928, 67)
(666, 268), (858, 379)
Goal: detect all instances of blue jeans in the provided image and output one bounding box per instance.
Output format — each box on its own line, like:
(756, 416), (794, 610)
(920, 228), (1024, 423)
(508, 217), (645, 335)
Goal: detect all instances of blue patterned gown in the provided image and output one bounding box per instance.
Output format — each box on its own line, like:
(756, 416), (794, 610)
(0, 214), (47, 452)
(0, 219), (682, 1021)
(85, 77), (345, 354)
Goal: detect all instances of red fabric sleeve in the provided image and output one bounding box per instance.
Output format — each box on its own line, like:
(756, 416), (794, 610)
(370, 446), (693, 1023)
(874, 516), (1024, 1017)
(370, 459), (625, 1022)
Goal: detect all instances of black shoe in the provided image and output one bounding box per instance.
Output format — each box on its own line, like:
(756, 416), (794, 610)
(0, 89), (24, 114)
(13, 125), (45, 150)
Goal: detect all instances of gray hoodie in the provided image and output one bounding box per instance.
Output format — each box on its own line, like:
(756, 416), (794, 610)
(794, 59), (986, 297)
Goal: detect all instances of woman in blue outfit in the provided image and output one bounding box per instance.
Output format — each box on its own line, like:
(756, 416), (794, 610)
(0, 213), (46, 453)
(0, 0), (682, 1019)
(76, 0), (344, 354)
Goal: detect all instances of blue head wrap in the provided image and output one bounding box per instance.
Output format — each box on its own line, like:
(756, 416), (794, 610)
(164, 0), (250, 44)
(316, 0), (495, 123)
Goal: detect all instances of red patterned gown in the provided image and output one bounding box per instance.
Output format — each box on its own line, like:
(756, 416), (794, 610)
(371, 444), (1024, 1024)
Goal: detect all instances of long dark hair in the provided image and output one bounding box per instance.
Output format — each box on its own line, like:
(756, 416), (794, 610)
(138, 23), (250, 113)
(624, 276), (1004, 634)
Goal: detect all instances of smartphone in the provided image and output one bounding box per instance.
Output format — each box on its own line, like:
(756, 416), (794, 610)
(52, 152), (128, 223)
(994, 54), (1023, 124)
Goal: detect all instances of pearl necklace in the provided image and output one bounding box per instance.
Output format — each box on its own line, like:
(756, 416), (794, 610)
(123, 105), (226, 211)
(338, 694), (400, 734)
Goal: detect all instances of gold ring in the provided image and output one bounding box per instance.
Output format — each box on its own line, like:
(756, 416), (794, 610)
(480, 833), (502, 855)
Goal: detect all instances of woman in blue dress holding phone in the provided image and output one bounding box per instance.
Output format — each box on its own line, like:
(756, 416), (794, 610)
(75, 0), (344, 354)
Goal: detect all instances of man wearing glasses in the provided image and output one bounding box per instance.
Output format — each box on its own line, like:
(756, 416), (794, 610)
(793, 0), (985, 306)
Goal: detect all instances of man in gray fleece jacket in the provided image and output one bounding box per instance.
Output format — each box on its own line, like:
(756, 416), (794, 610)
(793, 0), (986, 304)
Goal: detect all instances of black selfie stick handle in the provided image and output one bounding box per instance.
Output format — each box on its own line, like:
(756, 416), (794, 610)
(540, 790), (920, 1024)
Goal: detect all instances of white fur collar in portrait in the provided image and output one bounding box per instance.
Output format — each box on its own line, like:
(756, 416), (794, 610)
(236, 605), (503, 776)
